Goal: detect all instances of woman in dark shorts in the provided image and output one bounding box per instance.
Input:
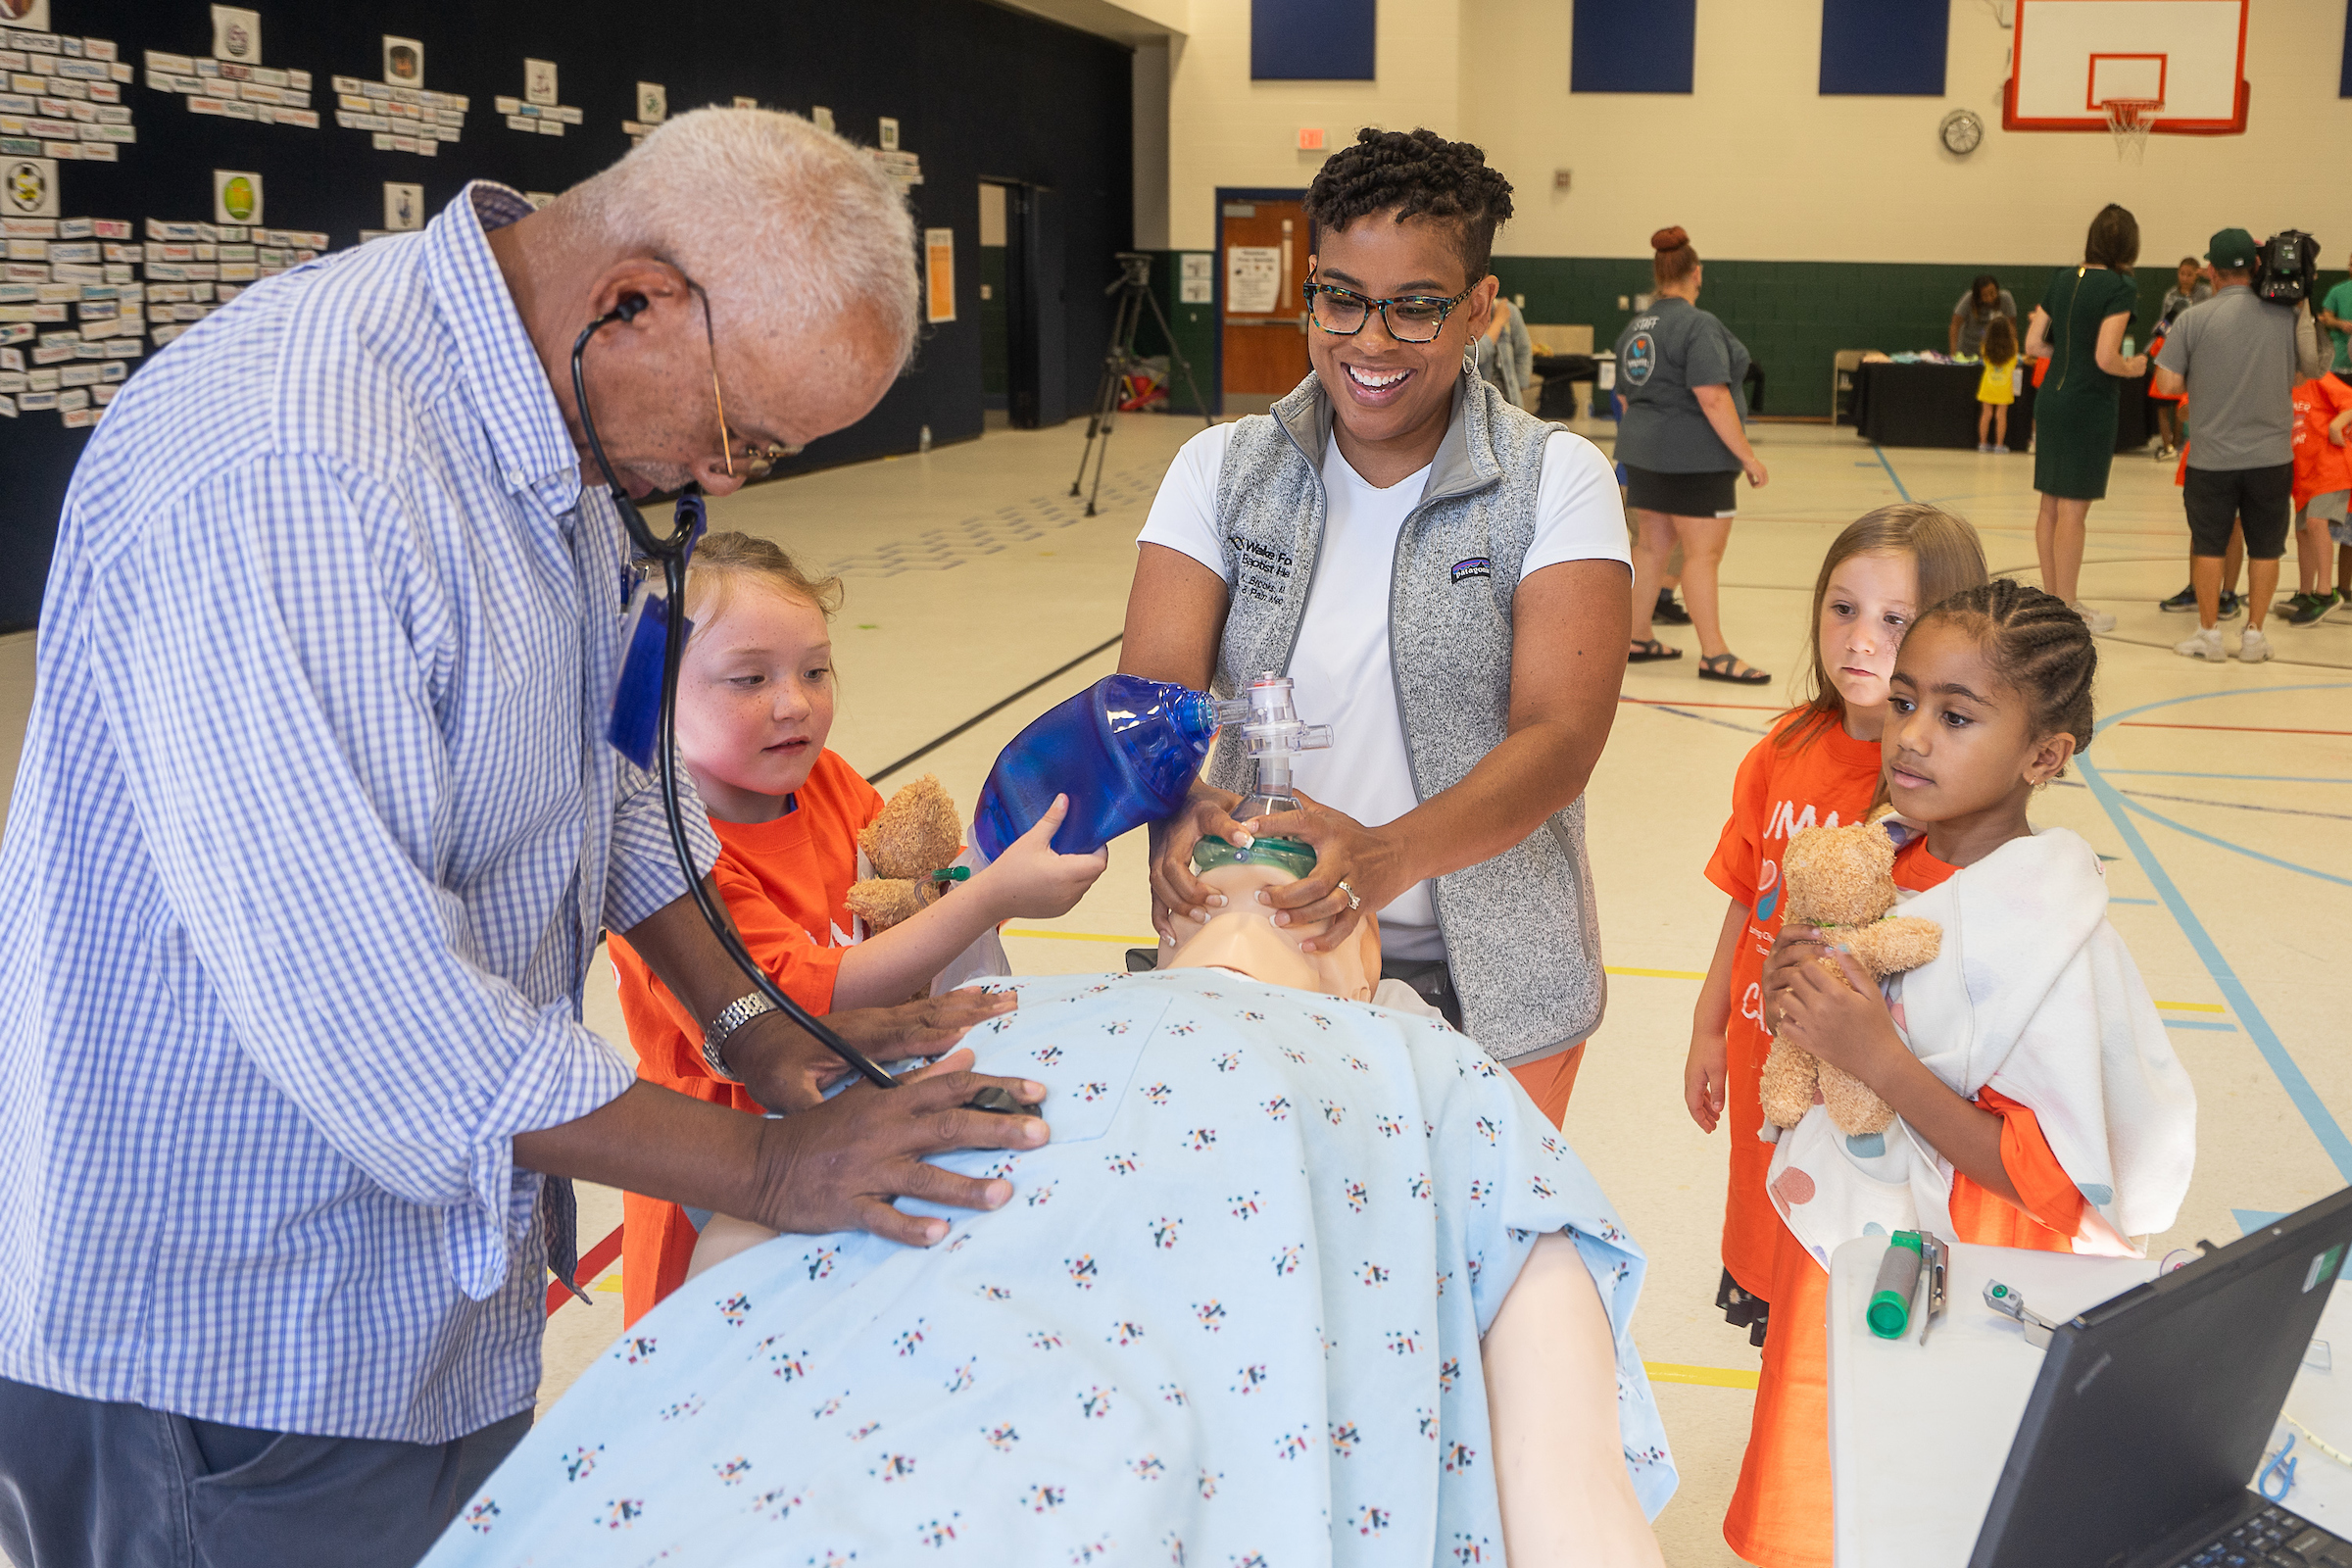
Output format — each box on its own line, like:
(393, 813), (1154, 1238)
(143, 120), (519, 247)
(1616, 226), (1772, 683)
(2023, 203), (2149, 634)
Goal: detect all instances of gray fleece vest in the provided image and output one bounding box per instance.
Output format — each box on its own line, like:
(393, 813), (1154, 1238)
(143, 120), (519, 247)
(1206, 366), (1605, 1061)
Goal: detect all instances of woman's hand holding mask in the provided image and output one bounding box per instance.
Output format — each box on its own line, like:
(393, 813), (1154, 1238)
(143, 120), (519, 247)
(1240, 790), (1405, 954)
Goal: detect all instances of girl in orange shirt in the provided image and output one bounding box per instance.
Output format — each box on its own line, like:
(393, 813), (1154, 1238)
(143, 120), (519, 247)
(1727, 581), (2195, 1568)
(611, 532), (1107, 1323)
(1685, 504), (1987, 1345)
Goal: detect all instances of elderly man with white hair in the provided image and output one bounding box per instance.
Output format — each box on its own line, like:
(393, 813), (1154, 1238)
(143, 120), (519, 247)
(0, 111), (1050, 1568)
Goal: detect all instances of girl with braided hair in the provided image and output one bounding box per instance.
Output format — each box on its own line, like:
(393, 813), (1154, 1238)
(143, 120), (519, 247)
(1123, 126), (1631, 1121)
(1728, 579), (2195, 1567)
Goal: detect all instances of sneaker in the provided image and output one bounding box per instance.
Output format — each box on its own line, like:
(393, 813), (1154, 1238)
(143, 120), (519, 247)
(2155, 443), (2178, 460)
(2218, 590), (2244, 621)
(1652, 589), (1691, 626)
(2238, 625), (2274, 663)
(2175, 625), (2227, 661)
(2158, 584), (2199, 612)
(2297, 592), (2344, 626)
(1977, 443), (1996, 453)
(2072, 601), (2116, 633)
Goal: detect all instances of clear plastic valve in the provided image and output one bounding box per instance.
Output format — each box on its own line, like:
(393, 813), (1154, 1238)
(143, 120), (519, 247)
(1219, 672), (1331, 822)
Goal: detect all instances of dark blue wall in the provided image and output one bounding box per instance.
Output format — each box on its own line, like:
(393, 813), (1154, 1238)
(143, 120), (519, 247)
(1820, 0), (1949, 96)
(0, 0), (1132, 629)
(1570, 0), (1695, 94)
(1251, 0), (1377, 81)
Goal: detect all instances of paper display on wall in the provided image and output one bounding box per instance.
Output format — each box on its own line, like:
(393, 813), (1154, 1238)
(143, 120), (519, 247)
(924, 228), (955, 323)
(1179, 252), (1212, 305)
(1225, 246), (1280, 314)
(0, 0), (50, 32)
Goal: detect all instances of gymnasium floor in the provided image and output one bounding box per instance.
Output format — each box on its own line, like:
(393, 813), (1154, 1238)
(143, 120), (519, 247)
(9, 409), (2341, 1564)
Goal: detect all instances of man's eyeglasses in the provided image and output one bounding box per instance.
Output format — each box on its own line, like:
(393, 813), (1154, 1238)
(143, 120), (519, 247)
(680, 272), (801, 481)
(1302, 281), (1476, 344)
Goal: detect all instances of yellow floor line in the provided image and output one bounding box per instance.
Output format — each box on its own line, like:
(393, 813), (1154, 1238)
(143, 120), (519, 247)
(2155, 1001), (2227, 1013)
(1607, 966), (1706, 981)
(1644, 1361), (1760, 1390)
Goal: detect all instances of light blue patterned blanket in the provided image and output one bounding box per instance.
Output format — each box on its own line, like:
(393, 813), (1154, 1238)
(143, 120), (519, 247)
(423, 970), (1675, 1565)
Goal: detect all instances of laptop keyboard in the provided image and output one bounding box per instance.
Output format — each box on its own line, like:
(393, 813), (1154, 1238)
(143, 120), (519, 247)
(2179, 1506), (2352, 1567)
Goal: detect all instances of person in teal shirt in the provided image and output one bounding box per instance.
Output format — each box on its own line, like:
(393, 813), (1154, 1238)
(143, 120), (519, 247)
(2321, 270), (2352, 374)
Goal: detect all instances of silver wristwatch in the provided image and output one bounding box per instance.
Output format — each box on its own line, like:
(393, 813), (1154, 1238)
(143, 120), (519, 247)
(701, 992), (778, 1083)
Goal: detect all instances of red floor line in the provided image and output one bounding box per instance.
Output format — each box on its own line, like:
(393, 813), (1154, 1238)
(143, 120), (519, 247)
(546, 1222), (627, 1317)
(1619, 697), (1787, 712)
(2115, 721), (2352, 737)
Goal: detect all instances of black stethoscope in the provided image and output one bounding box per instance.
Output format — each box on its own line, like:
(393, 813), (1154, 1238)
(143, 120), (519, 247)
(570, 294), (1019, 1113)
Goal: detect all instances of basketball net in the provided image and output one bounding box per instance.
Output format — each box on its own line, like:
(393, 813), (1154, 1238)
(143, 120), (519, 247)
(2105, 99), (2160, 162)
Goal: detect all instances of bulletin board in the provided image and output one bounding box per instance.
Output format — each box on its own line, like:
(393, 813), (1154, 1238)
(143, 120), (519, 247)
(0, 0), (1135, 629)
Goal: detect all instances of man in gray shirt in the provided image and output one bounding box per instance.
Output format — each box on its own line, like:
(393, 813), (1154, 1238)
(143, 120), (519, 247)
(2153, 226), (2324, 663)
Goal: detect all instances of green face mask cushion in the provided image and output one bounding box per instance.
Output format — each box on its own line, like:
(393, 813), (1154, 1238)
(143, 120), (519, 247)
(1191, 834), (1319, 882)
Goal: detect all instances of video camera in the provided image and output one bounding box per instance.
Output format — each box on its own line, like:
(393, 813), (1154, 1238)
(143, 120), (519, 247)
(2256, 230), (2319, 306)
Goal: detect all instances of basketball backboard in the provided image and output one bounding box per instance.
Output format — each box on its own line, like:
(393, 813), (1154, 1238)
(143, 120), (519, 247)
(2006, 0), (2249, 134)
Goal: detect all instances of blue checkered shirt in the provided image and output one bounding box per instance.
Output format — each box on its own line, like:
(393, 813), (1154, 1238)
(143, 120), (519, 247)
(0, 183), (720, 1443)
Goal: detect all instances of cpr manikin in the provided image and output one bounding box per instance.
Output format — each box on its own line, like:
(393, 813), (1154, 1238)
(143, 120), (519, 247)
(679, 850), (1666, 1568)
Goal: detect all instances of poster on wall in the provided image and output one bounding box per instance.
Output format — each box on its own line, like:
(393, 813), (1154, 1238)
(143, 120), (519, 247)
(0, 0), (50, 33)
(923, 228), (955, 323)
(382, 35), (422, 88)
(1225, 246), (1281, 314)
(498, 61), (579, 136)
(524, 59), (557, 107)
(213, 169), (262, 226)
(383, 182), (422, 231)
(4, 157), (59, 218)
(211, 6), (259, 64)
(1180, 252), (1213, 304)
(635, 83), (665, 124)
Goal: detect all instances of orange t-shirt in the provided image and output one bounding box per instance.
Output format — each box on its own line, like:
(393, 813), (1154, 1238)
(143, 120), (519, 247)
(1724, 838), (2082, 1568)
(611, 749), (884, 1324)
(1704, 711), (1886, 1298)
(2291, 372), (2352, 509)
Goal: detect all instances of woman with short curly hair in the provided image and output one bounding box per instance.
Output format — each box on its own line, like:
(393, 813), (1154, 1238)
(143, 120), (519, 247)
(1117, 126), (1634, 1118)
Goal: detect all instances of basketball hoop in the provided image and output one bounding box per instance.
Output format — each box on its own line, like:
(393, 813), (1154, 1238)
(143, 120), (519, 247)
(2104, 98), (2160, 161)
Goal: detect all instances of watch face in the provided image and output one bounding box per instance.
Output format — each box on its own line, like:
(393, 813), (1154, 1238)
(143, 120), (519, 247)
(1940, 110), (1983, 155)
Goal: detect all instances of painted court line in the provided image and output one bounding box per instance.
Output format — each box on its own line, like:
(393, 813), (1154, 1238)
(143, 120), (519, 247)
(1644, 1361), (1760, 1390)
(2103, 770), (2352, 786)
(1872, 446), (1913, 503)
(2079, 755), (2352, 1183)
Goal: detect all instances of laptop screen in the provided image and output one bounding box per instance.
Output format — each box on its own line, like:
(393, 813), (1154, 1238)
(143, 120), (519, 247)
(1971, 1188), (2352, 1568)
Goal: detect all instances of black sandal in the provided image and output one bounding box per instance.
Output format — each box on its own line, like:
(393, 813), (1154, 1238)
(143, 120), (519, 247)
(1628, 638), (1684, 662)
(1697, 653), (1771, 684)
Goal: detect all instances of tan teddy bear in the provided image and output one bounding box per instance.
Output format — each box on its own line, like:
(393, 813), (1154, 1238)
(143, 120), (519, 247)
(1758, 808), (1943, 1138)
(843, 774), (965, 933)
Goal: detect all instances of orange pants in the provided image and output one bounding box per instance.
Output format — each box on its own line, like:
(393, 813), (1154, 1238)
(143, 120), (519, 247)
(1509, 1042), (1586, 1128)
(1723, 1229), (1833, 1568)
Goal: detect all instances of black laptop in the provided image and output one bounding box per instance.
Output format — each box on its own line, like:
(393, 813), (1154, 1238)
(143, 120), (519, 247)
(1971, 1185), (2352, 1568)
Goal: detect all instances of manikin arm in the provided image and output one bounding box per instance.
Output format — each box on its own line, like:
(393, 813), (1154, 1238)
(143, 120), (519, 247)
(1485, 1231), (1667, 1568)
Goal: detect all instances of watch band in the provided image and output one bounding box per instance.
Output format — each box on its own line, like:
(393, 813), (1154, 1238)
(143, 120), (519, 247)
(701, 992), (777, 1083)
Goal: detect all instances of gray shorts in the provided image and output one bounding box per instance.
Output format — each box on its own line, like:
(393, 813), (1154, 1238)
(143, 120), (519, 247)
(2300, 489), (2351, 542)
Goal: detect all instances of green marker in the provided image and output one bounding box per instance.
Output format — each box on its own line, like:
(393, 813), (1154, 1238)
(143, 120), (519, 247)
(1868, 1231), (1925, 1339)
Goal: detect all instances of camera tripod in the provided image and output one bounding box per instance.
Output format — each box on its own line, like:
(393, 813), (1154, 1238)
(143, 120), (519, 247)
(1070, 252), (1212, 517)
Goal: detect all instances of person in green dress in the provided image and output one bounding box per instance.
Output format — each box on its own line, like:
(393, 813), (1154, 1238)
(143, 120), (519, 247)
(2023, 203), (2149, 634)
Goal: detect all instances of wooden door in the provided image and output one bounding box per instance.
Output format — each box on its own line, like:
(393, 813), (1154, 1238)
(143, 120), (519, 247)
(1220, 198), (1310, 413)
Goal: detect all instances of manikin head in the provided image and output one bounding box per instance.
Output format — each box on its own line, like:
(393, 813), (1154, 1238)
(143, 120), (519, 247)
(1158, 860), (1380, 1002)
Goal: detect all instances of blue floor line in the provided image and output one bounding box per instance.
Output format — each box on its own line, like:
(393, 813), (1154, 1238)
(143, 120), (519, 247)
(2164, 1019), (2239, 1032)
(2118, 795), (2352, 889)
(2112, 896), (2158, 905)
(2102, 770), (2352, 785)
(2078, 757), (2352, 1182)
(2097, 682), (2352, 732)
(1871, 447), (1913, 503)
(2235, 1208), (2291, 1236)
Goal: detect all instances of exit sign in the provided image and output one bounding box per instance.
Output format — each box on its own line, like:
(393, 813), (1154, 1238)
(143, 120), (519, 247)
(1297, 127), (1325, 151)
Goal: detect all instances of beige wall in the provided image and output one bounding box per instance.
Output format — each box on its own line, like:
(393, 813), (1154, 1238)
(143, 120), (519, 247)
(1152, 0), (2352, 266)
(1165, 0), (1463, 250)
